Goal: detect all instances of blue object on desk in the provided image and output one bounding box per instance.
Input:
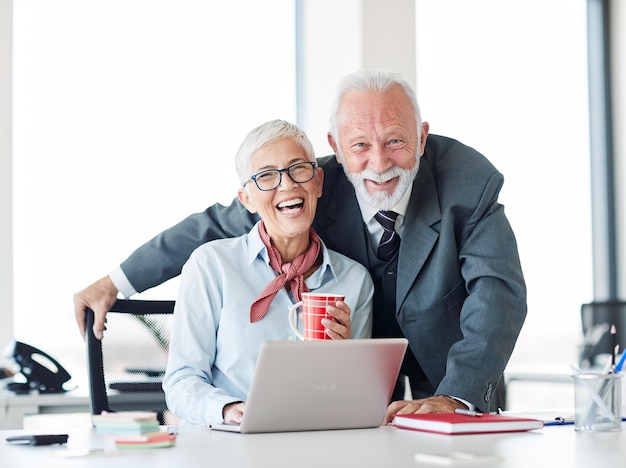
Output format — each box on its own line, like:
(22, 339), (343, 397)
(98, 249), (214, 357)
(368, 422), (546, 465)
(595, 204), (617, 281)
(615, 351), (626, 373)
(545, 416), (626, 426)
(544, 417), (575, 426)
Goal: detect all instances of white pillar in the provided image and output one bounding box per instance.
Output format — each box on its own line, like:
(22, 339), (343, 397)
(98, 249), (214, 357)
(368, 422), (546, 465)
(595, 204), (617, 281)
(297, 0), (416, 157)
(612, 0), (626, 297)
(0, 0), (14, 362)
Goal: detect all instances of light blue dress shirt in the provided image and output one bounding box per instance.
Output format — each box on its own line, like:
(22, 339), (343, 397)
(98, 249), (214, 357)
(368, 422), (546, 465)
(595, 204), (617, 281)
(163, 222), (374, 425)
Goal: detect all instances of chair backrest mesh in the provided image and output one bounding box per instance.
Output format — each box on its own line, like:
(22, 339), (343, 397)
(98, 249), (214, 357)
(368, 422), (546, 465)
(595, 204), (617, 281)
(87, 300), (177, 425)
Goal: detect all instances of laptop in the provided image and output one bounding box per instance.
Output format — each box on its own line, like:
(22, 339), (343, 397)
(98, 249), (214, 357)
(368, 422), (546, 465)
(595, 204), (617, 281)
(210, 338), (408, 434)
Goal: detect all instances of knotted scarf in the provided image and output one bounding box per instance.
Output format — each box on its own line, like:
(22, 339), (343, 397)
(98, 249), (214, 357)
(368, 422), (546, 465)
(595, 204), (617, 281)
(249, 221), (321, 322)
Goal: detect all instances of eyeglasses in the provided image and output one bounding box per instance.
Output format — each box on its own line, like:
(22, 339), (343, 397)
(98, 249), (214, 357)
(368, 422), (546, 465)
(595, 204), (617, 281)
(245, 161), (317, 191)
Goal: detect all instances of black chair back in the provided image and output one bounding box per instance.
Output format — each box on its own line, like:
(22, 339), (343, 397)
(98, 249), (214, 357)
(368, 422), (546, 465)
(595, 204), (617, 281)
(580, 301), (626, 367)
(85, 299), (175, 423)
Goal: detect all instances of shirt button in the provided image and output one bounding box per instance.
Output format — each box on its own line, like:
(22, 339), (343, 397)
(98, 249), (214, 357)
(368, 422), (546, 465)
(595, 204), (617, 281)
(386, 268), (395, 275)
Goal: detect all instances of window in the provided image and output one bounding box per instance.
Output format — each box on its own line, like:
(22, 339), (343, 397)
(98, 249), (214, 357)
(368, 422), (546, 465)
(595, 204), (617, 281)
(13, 0), (296, 379)
(415, 0), (592, 367)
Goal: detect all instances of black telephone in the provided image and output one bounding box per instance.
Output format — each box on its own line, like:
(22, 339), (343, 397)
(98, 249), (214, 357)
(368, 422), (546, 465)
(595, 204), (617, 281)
(4, 341), (72, 394)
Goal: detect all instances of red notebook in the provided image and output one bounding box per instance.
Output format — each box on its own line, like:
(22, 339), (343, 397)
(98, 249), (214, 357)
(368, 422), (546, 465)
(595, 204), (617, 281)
(392, 412), (544, 435)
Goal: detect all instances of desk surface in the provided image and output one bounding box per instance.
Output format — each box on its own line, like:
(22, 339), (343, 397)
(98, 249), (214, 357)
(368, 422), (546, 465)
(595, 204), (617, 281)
(2, 424), (626, 467)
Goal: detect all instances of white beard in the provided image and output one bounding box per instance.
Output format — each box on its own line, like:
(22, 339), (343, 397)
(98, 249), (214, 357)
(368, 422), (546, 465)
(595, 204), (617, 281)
(343, 158), (420, 211)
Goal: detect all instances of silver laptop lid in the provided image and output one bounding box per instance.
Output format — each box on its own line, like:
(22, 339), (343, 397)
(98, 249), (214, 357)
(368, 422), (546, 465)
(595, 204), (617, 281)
(227, 338), (407, 434)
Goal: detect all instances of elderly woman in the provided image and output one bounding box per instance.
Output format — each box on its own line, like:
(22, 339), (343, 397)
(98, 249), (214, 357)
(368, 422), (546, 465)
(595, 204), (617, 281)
(163, 119), (373, 426)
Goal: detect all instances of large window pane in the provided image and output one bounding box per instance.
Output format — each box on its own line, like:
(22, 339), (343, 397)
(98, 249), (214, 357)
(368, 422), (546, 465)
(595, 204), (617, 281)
(13, 0), (296, 380)
(415, 0), (591, 372)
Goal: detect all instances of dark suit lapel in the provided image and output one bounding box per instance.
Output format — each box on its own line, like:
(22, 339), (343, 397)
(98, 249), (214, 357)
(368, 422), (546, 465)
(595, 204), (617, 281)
(396, 158), (441, 308)
(314, 156), (441, 300)
(314, 166), (370, 267)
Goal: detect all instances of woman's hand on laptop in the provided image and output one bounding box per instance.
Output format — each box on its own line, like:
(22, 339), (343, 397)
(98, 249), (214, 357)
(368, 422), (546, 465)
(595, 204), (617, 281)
(322, 300), (352, 339)
(223, 402), (246, 424)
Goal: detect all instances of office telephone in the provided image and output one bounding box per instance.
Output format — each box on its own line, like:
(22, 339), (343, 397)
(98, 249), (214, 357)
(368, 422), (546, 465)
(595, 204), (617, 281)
(4, 341), (72, 394)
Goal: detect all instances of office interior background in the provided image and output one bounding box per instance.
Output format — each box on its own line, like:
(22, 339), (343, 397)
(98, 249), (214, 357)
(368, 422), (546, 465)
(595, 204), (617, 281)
(1, 0), (625, 409)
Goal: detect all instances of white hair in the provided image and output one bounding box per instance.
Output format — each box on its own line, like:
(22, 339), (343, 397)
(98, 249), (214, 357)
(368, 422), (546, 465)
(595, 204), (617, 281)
(328, 69), (423, 151)
(235, 119), (315, 186)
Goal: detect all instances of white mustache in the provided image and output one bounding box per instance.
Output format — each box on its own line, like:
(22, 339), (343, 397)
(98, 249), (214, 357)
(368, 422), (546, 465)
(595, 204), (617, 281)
(358, 167), (404, 183)
(344, 159), (420, 211)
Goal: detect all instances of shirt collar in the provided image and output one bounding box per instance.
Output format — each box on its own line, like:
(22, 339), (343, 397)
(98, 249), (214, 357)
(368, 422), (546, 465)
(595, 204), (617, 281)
(247, 221), (337, 288)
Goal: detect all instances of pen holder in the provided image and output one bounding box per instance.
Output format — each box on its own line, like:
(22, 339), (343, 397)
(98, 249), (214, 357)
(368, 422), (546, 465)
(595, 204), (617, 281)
(572, 372), (622, 432)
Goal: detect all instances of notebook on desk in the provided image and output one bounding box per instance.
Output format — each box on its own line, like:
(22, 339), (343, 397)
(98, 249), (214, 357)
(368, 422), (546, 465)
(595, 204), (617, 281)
(210, 338), (408, 434)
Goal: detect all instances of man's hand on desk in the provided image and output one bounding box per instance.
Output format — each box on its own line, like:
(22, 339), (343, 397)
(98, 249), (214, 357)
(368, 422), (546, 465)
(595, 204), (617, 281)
(223, 402), (246, 424)
(73, 276), (118, 340)
(384, 395), (467, 424)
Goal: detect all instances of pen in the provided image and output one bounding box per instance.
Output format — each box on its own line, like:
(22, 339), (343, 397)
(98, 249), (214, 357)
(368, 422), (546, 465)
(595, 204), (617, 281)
(610, 324), (617, 369)
(615, 351), (626, 373)
(544, 417), (575, 426)
(544, 416), (626, 426)
(454, 408), (498, 417)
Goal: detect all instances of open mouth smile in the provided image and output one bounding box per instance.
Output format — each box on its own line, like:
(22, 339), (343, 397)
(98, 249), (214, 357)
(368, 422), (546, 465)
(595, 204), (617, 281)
(277, 198), (304, 213)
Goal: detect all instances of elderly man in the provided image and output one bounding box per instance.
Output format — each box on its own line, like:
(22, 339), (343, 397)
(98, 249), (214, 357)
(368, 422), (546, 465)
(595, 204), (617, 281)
(75, 69), (527, 421)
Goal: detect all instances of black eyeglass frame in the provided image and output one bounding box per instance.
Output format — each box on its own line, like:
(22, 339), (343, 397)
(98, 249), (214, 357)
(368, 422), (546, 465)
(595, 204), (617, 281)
(244, 161), (318, 191)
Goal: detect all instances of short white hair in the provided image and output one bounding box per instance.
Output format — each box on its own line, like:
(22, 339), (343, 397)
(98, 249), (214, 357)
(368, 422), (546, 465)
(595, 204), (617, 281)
(235, 119), (316, 186)
(328, 69), (423, 141)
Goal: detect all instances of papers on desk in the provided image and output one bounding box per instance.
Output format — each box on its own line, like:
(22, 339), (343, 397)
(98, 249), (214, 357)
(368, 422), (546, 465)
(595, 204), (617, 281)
(113, 431), (177, 449)
(92, 411), (160, 434)
(92, 411), (176, 449)
(392, 412), (544, 435)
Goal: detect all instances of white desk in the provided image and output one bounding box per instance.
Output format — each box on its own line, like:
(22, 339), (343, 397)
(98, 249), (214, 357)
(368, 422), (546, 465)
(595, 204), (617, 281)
(0, 389), (166, 430)
(1, 424), (626, 467)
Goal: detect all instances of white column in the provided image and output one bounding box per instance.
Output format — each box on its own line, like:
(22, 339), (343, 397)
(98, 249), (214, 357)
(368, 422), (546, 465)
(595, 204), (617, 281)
(613, 0), (626, 297)
(361, 0), (416, 87)
(0, 0), (13, 362)
(297, 0), (416, 157)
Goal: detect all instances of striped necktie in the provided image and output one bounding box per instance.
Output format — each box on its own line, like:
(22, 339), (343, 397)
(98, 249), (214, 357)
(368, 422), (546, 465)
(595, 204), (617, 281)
(374, 210), (400, 261)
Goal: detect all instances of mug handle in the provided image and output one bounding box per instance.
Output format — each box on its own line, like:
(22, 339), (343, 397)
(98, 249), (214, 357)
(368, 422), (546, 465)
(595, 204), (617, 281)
(288, 301), (305, 340)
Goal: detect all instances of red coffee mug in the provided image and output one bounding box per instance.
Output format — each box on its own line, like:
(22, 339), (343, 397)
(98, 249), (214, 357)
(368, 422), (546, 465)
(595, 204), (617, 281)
(288, 293), (345, 340)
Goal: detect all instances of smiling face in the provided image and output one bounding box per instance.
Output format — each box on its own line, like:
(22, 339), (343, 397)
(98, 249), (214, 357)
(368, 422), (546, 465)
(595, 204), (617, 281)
(238, 137), (323, 254)
(328, 84), (429, 210)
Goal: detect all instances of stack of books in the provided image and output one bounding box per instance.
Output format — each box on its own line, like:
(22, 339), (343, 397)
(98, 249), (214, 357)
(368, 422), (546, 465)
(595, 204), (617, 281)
(92, 411), (176, 449)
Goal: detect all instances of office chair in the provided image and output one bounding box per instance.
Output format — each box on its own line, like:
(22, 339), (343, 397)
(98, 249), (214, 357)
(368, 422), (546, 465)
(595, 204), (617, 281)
(85, 299), (176, 424)
(580, 301), (626, 368)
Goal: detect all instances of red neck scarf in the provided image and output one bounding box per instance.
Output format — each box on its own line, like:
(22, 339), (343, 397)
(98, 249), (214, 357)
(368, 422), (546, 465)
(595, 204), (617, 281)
(249, 221), (321, 323)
